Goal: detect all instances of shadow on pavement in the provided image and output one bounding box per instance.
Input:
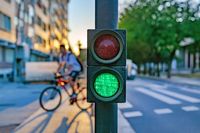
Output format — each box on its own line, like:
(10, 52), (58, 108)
(14, 104), (94, 133)
(55, 110), (93, 133)
(14, 111), (53, 133)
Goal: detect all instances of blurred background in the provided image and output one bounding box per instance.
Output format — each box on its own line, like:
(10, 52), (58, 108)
(119, 0), (200, 79)
(0, 0), (95, 82)
(0, 0), (200, 132)
(0, 0), (200, 83)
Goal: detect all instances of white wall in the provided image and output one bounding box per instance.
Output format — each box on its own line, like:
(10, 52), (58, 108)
(25, 62), (58, 81)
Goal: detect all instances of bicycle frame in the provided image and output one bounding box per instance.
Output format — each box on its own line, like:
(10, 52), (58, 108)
(56, 77), (73, 96)
(55, 75), (83, 99)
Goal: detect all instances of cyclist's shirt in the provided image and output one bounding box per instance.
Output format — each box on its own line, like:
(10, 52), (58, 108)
(59, 52), (81, 72)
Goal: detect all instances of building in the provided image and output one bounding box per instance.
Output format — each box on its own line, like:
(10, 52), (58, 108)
(0, 0), (70, 81)
(0, 0), (16, 81)
(175, 43), (200, 73)
(14, 0), (70, 61)
(0, 0), (16, 65)
(15, 0), (51, 61)
(49, 0), (70, 57)
(33, 0), (50, 54)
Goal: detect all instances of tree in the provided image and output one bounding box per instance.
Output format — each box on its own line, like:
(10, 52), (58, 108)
(119, 0), (200, 78)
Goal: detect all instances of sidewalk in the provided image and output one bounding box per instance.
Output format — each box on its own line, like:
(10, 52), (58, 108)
(0, 83), (49, 133)
(13, 91), (135, 133)
(139, 74), (200, 87)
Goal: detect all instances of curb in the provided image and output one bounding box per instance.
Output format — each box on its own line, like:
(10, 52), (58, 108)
(118, 110), (136, 133)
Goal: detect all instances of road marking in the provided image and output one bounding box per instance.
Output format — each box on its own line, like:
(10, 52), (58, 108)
(182, 106), (199, 112)
(119, 101), (133, 109)
(124, 111), (143, 118)
(148, 84), (166, 89)
(181, 88), (200, 94)
(154, 108), (173, 115)
(135, 87), (181, 105)
(152, 88), (200, 103)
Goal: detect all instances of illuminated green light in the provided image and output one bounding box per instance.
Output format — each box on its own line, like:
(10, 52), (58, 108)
(94, 73), (119, 97)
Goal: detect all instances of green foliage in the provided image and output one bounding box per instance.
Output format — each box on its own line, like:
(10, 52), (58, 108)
(119, 0), (200, 65)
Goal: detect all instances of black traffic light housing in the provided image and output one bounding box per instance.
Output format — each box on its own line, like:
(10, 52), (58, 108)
(87, 29), (126, 103)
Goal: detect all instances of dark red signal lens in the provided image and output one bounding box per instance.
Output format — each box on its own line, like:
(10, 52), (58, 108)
(94, 34), (120, 60)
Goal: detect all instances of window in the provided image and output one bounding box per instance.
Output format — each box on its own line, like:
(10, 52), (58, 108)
(43, 39), (46, 46)
(37, 0), (42, 8)
(43, 7), (47, 15)
(0, 12), (11, 32)
(42, 23), (46, 31)
(0, 13), (4, 29)
(37, 16), (42, 26)
(0, 47), (3, 62)
(4, 16), (11, 31)
(36, 35), (43, 44)
(5, 0), (11, 3)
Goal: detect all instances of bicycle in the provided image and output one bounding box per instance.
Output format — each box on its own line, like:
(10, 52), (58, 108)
(39, 73), (92, 112)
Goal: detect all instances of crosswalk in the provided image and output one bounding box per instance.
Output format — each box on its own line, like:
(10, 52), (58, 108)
(151, 88), (200, 103)
(181, 88), (200, 94)
(123, 111), (143, 118)
(118, 101), (133, 109)
(135, 87), (181, 105)
(181, 106), (199, 112)
(154, 108), (173, 115)
(119, 85), (200, 119)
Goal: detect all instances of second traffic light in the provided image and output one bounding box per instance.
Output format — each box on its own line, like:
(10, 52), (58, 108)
(87, 29), (126, 103)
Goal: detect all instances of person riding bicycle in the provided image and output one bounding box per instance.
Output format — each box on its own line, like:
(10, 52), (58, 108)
(57, 44), (82, 88)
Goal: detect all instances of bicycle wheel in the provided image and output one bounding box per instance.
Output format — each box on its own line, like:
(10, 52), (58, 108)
(39, 87), (62, 112)
(76, 87), (93, 110)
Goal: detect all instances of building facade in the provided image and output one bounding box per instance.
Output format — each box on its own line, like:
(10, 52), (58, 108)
(0, 0), (70, 81)
(49, 0), (70, 57)
(0, 0), (16, 64)
(175, 45), (200, 73)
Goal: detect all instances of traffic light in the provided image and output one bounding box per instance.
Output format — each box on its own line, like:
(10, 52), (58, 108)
(87, 29), (126, 103)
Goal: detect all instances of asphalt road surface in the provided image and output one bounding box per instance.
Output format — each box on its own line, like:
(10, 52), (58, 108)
(119, 77), (200, 133)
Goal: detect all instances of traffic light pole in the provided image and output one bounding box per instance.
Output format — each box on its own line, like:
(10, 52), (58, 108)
(95, 0), (118, 133)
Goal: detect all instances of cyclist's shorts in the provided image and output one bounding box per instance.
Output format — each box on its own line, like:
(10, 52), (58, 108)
(69, 71), (80, 81)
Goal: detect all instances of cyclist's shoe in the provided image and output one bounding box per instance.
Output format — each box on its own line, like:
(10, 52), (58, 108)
(77, 83), (80, 88)
(70, 99), (74, 105)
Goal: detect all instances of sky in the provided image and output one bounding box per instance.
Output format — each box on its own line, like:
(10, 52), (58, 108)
(68, 0), (129, 51)
(68, 0), (95, 51)
(68, 0), (200, 52)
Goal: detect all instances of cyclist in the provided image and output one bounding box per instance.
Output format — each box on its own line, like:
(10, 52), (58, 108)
(57, 44), (82, 89)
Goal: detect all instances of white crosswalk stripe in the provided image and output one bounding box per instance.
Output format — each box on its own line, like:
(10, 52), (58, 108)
(152, 88), (200, 103)
(124, 111), (143, 118)
(154, 108), (173, 115)
(148, 84), (167, 89)
(135, 87), (181, 105)
(182, 106), (199, 112)
(181, 88), (200, 94)
(119, 101), (133, 109)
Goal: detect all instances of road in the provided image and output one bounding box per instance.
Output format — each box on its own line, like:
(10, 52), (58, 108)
(120, 77), (200, 133)
(1, 77), (200, 133)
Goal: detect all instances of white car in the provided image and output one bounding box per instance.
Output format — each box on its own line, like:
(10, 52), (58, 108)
(127, 59), (137, 80)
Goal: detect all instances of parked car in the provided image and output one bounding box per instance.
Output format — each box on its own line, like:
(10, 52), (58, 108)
(127, 59), (137, 80)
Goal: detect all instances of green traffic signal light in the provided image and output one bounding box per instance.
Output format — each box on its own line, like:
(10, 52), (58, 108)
(94, 73), (119, 97)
